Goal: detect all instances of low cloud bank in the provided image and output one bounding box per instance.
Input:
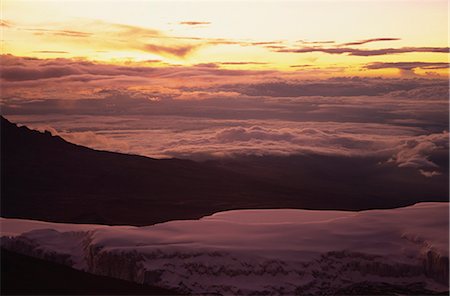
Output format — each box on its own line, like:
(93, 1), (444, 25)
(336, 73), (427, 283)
(10, 115), (448, 177)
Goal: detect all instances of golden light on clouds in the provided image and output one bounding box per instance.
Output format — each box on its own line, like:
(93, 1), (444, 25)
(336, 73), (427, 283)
(1, 0), (448, 77)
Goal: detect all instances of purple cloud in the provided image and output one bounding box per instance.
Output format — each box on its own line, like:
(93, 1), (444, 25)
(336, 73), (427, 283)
(364, 62), (449, 70)
(341, 38), (400, 46)
(179, 21), (211, 26)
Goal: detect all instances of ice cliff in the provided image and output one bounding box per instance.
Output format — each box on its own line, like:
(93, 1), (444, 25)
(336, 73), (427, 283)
(1, 202), (448, 294)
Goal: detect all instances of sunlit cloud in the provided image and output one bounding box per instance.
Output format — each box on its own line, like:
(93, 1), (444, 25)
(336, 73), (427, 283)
(32, 50), (70, 54)
(365, 62), (450, 70)
(297, 40), (335, 45)
(179, 21), (211, 26)
(142, 44), (199, 58)
(364, 61), (450, 76)
(275, 46), (450, 56)
(23, 28), (92, 38)
(341, 37), (401, 46)
(1, 55), (448, 100)
(219, 62), (269, 65)
(0, 19), (13, 27)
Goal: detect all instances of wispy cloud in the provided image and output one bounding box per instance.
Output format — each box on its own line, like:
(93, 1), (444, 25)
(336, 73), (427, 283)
(219, 62), (268, 65)
(179, 21), (211, 26)
(18, 20), (278, 58)
(32, 50), (70, 54)
(12, 20), (200, 58)
(341, 37), (400, 46)
(364, 61), (450, 76)
(0, 19), (13, 27)
(365, 62), (450, 70)
(297, 40), (335, 45)
(248, 41), (285, 46)
(23, 28), (92, 38)
(295, 38), (399, 47)
(290, 64), (313, 68)
(142, 44), (199, 58)
(275, 46), (449, 56)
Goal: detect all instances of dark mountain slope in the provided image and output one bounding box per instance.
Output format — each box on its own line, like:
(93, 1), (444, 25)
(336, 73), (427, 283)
(205, 152), (449, 208)
(1, 116), (299, 225)
(1, 116), (448, 225)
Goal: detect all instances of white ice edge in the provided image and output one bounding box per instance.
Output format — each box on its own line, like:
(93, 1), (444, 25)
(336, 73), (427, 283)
(1, 202), (449, 294)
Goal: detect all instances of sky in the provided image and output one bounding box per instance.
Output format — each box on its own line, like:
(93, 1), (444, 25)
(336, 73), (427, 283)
(1, 0), (449, 177)
(2, 0), (448, 74)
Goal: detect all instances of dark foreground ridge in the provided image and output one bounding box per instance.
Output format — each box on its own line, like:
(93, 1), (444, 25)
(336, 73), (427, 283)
(1, 248), (182, 295)
(1, 116), (448, 225)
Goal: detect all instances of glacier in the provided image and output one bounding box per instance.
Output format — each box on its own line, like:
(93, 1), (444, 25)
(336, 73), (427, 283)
(1, 202), (449, 295)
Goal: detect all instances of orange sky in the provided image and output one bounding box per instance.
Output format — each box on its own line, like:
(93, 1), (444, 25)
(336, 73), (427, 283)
(1, 0), (448, 77)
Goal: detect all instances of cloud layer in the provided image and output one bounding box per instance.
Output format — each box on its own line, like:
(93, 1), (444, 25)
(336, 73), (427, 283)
(1, 55), (448, 177)
(7, 114), (448, 178)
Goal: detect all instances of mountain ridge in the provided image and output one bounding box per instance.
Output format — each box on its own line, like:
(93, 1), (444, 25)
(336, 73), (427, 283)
(1, 116), (448, 226)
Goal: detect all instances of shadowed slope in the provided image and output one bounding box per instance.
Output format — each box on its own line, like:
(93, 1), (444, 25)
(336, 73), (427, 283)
(1, 116), (448, 226)
(1, 116), (294, 225)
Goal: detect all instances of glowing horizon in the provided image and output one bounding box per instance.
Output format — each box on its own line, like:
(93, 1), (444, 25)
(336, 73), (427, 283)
(2, 0), (448, 77)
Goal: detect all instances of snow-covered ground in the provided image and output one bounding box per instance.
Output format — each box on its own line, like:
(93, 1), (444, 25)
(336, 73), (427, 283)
(1, 202), (449, 294)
